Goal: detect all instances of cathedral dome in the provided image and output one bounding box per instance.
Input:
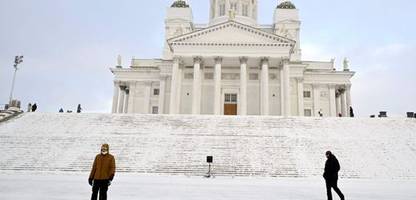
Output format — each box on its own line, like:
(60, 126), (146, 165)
(277, 1), (296, 9)
(171, 0), (189, 8)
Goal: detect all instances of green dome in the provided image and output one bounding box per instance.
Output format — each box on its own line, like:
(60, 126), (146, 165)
(277, 1), (296, 9)
(171, 0), (189, 8)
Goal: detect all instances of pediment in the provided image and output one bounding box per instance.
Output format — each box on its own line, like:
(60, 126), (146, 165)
(168, 20), (296, 49)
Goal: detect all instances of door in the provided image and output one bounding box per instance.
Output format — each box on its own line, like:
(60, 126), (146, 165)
(224, 104), (237, 115)
(224, 93), (238, 115)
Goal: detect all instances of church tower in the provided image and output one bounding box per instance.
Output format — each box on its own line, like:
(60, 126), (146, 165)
(209, 0), (258, 26)
(163, 0), (194, 59)
(274, 1), (301, 61)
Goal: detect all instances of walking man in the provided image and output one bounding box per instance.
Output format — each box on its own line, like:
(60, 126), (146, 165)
(31, 103), (37, 112)
(89, 144), (116, 200)
(323, 151), (345, 200)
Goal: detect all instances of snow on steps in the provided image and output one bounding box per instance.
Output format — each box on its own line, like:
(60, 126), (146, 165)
(0, 113), (415, 179)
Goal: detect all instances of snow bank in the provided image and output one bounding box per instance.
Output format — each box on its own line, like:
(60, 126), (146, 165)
(0, 113), (415, 179)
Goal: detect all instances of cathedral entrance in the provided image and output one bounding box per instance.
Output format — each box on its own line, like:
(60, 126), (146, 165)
(224, 93), (238, 115)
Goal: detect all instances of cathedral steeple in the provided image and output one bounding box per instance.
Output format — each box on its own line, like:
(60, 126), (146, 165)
(209, 0), (258, 26)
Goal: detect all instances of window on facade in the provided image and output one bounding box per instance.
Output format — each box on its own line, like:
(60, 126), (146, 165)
(153, 89), (160, 96)
(219, 3), (226, 16)
(242, 4), (249, 16)
(303, 91), (311, 98)
(152, 106), (159, 114)
(225, 94), (238, 103)
(304, 109), (312, 117)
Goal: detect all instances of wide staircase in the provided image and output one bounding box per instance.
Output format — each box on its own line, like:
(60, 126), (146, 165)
(0, 113), (415, 179)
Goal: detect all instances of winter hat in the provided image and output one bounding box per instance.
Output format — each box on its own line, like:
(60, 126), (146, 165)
(326, 151), (332, 156)
(101, 144), (110, 152)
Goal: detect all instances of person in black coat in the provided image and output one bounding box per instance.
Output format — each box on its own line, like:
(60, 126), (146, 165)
(31, 103), (37, 112)
(323, 151), (344, 200)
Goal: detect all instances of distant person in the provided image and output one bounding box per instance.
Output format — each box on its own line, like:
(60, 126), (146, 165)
(338, 113), (342, 117)
(27, 103), (32, 112)
(349, 107), (355, 118)
(31, 103), (37, 112)
(77, 104), (82, 113)
(89, 144), (116, 200)
(323, 151), (345, 200)
(59, 108), (64, 113)
(318, 110), (323, 117)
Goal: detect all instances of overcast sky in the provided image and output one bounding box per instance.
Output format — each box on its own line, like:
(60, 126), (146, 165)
(1, 0), (415, 117)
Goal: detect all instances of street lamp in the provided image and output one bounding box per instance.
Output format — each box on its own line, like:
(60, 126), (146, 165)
(9, 55), (23, 104)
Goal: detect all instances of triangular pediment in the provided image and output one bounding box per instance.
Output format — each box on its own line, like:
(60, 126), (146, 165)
(168, 20), (295, 48)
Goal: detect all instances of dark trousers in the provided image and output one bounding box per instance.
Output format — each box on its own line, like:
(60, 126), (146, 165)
(325, 179), (344, 200)
(91, 180), (109, 200)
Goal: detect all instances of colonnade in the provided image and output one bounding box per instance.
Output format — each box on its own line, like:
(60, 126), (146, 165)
(169, 56), (292, 116)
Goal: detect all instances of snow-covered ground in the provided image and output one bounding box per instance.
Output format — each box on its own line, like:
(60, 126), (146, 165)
(0, 113), (415, 178)
(0, 173), (415, 200)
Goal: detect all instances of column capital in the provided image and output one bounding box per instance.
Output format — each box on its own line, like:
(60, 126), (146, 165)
(214, 56), (223, 64)
(193, 56), (203, 64)
(282, 57), (290, 64)
(239, 56), (248, 64)
(260, 57), (269, 65)
(295, 77), (304, 82)
(173, 56), (182, 63)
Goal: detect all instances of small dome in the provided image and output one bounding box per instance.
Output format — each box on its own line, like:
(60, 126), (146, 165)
(277, 1), (296, 9)
(171, 0), (189, 8)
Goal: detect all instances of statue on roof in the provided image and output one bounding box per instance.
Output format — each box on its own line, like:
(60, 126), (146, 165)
(117, 55), (122, 67)
(343, 58), (350, 71)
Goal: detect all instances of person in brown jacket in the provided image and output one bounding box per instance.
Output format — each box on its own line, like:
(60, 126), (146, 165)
(89, 144), (116, 200)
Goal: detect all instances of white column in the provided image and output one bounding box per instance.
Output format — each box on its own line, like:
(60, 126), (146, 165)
(123, 88), (129, 113)
(260, 58), (270, 115)
(158, 77), (166, 114)
(144, 82), (151, 114)
(214, 57), (222, 115)
(346, 84), (352, 117)
(296, 78), (304, 116)
(169, 57), (180, 114)
(117, 86), (125, 113)
(336, 90), (341, 117)
(329, 85), (337, 117)
(112, 82), (120, 113)
(280, 67), (284, 115)
(176, 65), (183, 114)
(313, 84), (320, 117)
(283, 59), (291, 116)
(240, 57), (248, 115)
(192, 57), (202, 114)
(341, 88), (347, 117)
(128, 82), (136, 113)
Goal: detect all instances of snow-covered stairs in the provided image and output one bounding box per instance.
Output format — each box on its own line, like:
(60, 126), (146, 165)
(0, 113), (415, 179)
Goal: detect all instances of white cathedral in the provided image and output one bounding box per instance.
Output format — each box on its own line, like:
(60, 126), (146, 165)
(110, 0), (355, 117)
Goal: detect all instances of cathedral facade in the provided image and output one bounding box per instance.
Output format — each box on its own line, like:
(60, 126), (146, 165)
(110, 0), (355, 117)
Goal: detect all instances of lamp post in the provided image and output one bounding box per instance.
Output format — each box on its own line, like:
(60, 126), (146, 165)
(9, 55), (23, 104)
